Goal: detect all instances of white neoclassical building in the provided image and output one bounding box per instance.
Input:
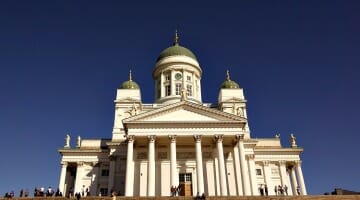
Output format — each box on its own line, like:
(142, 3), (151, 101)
(58, 33), (307, 197)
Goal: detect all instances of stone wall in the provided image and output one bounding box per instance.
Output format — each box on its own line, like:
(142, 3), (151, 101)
(1, 195), (360, 200)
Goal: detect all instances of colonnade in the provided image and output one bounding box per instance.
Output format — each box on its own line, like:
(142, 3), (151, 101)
(59, 134), (307, 197)
(124, 134), (252, 197)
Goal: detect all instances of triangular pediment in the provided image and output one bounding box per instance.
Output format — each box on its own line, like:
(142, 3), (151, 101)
(123, 101), (246, 124)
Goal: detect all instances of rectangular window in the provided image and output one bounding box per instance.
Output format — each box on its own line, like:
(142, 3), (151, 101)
(165, 74), (170, 81)
(179, 173), (192, 183)
(187, 75), (191, 81)
(165, 85), (171, 96)
(186, 84), (192, 96)
(256, 169), (262, 176)
(175, 83), (182, 95)
(101, 169), (109, 176)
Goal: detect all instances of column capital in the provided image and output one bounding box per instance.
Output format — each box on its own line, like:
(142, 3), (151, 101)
(235, 134), (245, 141)
(246, 154), (255, 160)
(148, 135), (156, 142)
(262, 160), (270, 166)
(294, 160), (302, 166)
(127, 135), (135, 142)
(194, 135), (202, 142)
(214, 134), (224, 143)
(77, 161), (84, 166)
(169, 135), (177, 142)
(279, 160), (287, 166)
(60, 161), (68, 166)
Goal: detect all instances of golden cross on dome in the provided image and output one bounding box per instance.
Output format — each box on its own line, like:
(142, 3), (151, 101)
(129, 69), (133, 81)
(174, 30), (179, 45)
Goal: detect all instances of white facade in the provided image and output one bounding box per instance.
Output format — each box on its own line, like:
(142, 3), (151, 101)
(58, 34), (307, 197)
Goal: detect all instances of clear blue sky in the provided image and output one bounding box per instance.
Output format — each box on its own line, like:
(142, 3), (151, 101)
(0, 0), (359, 196)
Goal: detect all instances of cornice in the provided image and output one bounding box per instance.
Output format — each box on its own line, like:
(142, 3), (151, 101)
(254, 147), (304, 153)
(123, 101), (247, 124)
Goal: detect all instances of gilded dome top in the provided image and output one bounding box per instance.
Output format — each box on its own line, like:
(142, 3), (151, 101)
(120, 70), (140, 89)
(156, 31), (198, 62)
(220, 70), (240, 89)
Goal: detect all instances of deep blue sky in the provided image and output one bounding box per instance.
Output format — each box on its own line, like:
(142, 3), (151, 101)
(0, 0), (359, 196)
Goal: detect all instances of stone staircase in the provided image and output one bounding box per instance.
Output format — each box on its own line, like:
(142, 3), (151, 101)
(1, 196), (360, 200)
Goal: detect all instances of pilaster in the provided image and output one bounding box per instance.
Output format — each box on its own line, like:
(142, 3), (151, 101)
(262, 160), (272, 195)
(108, 156), (116, 196)
(247, 155), (258, 195)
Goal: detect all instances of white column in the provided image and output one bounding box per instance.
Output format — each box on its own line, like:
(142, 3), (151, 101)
(59, 162), (67, 196)
(74, 162), (83, 194)
(262, 161), (272, 195)
(237, 134), (251, 195)
(108, 156), (116, 195)
(125, 135), (135, 196)
(279, 161), (289, 190)
(194, 135), (204, 195)
(215, 135), (228, 196)
(169, 135), (177, 188)
(295, 161), (307, 195)
(233, 144), (243, 195)
(147, 135), (156, 196)
(290, 166), (298, 196)
(247, 155), (258, 195)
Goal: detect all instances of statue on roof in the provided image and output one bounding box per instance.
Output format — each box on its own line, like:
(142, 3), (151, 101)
(65, 134), (70, 148)
(76, 135), (81, 148)
(181, 87), (187, 101)
(290, 133), (297, 147)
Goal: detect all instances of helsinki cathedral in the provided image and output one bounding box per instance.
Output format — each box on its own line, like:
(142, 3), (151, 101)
(58, 32), (307, 197)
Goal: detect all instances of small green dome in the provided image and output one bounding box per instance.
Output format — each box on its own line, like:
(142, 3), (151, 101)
(120, 80), (139, 89)
(221, 80), (240, 89)
(157, 44), (197, 62)
(120, 70), (140, 89)
(220, 70), (240, 89)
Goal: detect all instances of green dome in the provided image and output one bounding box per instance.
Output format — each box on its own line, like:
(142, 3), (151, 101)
(221, 80), (240, 89)
(220, 70), (240, 89)
(119, 70), (140, 89)
(157, 44), (197, 62)
(120, 80), (139, 89)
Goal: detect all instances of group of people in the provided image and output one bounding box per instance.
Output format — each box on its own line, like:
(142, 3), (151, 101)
(258, 184), (269, 196)
(274, 184), (289, 195)
(67, 186), (90, 199)
(3, 186), (63, 198)
(258, 184), (300, 196)
(170, 185), (181, 196)
(34, 186), (62, 197)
